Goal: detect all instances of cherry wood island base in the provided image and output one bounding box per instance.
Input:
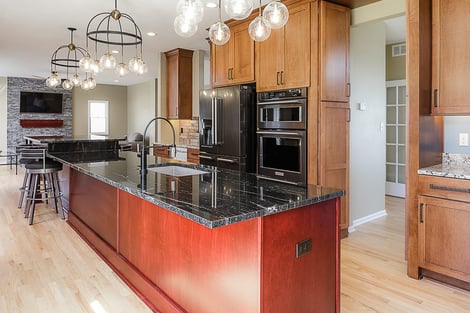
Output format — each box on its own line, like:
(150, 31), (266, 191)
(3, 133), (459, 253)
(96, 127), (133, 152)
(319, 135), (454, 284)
(68, 169), (340, 313)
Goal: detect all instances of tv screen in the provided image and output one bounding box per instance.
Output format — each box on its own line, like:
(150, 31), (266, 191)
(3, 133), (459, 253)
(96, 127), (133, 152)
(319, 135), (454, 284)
(20, 91), (63, 113)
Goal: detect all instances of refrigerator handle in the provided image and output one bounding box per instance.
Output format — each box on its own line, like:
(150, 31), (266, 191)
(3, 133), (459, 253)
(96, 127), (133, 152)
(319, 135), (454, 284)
(214, 97), (220, 145)
(211, 97), (216, 145)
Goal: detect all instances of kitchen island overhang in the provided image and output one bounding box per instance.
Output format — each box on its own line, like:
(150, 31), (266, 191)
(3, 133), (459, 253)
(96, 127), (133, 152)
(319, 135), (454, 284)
(50, 150), (344, 313)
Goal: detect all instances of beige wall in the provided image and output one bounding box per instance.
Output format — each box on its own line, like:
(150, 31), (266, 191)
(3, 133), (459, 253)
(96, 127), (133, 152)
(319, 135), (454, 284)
(127, 79), (157, 145)
(72, 84), (127, 138)
(0, 77), (6, 154)
(386, 42), (406, 81)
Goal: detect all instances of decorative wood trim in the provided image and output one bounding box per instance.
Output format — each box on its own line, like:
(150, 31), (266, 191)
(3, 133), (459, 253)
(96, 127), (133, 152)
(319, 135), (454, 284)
(20, 119), (63, 128)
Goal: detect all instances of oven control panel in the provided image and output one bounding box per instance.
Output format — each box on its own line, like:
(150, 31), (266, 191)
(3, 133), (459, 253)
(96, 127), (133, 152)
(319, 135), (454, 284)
(258, 88), (307, 102)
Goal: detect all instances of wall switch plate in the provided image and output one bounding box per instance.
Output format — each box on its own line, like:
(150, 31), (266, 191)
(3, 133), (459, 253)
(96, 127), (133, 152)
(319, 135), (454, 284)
(296, 238), (312, 258)
(358, 102), (367, 111)
(459, 133), (469, 146)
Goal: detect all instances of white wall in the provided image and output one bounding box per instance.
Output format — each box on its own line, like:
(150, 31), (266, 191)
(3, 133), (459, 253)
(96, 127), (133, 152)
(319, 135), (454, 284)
(127, 79), (157, 145)
(0, 77), (6, 155)
(349, 21), (387, 228)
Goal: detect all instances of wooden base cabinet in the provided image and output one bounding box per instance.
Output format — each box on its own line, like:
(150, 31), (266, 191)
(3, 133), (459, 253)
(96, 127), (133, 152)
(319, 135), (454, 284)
(418, 195), (470, 283)
(417, 175), (470, 285)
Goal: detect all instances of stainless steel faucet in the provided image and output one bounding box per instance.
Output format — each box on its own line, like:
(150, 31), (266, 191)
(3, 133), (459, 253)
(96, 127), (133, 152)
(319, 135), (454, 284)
(140, 117), (176, 190)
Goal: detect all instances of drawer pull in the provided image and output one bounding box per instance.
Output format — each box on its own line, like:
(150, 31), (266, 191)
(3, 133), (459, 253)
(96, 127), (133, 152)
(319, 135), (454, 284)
(419, 203), (424, 223)
(429, 184), (470, 194)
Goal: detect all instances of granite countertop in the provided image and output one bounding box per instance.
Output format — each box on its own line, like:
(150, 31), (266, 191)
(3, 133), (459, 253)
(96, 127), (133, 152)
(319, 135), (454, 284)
(418, 153), (470, 180)
(49, 150), (344, 229)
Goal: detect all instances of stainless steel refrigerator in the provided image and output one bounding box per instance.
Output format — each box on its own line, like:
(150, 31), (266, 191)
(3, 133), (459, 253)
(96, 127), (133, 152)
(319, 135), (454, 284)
(199, 84), (256, 173)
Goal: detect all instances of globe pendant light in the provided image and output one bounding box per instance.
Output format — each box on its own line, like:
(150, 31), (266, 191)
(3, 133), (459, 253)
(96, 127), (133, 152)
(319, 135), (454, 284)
(174, 14), (198, 38)
(224, 0), (253, 20)
(46, 72), (61, 88)
(248, 0), (271, 42)
(62, 79), (73, 91)
(99, 52), (117, 70)
(209, 0), (231, 46)
(263, 0), (289, 29)
(176, 0), (204, 24)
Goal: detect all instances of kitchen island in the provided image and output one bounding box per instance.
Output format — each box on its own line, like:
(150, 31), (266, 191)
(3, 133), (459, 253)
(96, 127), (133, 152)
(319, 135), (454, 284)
(49, 149), (344, 313)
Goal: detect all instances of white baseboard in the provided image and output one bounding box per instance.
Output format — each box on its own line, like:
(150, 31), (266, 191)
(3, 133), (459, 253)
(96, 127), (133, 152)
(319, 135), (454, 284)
(348, 210), (388, 234)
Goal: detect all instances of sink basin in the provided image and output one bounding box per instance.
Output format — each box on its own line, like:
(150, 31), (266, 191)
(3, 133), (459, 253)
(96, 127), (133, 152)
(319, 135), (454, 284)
(147, 164), (210, 177)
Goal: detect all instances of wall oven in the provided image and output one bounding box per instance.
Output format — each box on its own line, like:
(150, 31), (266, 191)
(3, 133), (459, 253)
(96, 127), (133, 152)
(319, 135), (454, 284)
(257, 88), (307, 186)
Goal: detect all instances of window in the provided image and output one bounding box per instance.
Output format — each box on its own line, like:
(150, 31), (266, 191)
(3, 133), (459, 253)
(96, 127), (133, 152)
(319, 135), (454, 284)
(88, 100), (109, 138)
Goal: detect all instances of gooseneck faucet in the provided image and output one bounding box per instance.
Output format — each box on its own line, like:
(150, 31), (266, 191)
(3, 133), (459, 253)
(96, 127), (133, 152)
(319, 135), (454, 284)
(140, 117), (177, 190)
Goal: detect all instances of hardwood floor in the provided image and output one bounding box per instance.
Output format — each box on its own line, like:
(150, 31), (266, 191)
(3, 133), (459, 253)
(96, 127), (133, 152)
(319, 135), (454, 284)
(1, 166), (469, 312)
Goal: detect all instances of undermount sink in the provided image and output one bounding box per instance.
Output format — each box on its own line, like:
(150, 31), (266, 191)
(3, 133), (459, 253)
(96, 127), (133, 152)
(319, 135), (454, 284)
(147, 164), (210, 177)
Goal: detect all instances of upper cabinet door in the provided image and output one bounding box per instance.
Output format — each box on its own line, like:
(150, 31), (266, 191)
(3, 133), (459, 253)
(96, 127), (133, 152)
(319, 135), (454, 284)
(432, 0), (470, 114)
(282, 2), (311, 89)
(319, 1), (350, 102)
(211, 20), (255, 87)
(257, 2), (311, 92)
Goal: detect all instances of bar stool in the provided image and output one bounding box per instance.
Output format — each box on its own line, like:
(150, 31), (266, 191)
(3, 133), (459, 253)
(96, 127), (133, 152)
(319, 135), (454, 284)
(17, 146), (64, 225)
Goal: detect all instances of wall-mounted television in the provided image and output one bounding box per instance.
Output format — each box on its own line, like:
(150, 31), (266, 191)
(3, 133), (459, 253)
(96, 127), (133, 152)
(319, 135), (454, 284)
(20, 91), (63, 113)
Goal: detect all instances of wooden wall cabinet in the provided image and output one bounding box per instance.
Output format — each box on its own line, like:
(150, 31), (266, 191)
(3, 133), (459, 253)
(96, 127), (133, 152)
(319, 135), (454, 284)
(211, 20), (255, 87)
(319, 1), (350, 102)
(256, 2), (311, 92)
(165, 48), (193, 119)
(431, 0), (470, 114)
(417, 175), (470, 283)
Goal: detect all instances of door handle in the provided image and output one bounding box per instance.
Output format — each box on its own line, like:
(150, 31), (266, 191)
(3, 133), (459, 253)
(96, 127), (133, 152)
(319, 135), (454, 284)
(280, 71), (284, 85)
(346, 83), (351, 97)
(419, 203), (424, 223)
(276, 71), (280, 85)
(217, 158), (236, 164)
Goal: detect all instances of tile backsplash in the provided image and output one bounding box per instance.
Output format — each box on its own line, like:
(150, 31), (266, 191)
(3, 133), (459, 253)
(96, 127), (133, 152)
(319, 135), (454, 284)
(178, 119), (199, 148)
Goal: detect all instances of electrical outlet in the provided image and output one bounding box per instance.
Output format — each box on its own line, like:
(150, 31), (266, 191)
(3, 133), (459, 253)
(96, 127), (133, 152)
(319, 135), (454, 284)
(459, 133), (469, 146)
(296, 238), (312, 258)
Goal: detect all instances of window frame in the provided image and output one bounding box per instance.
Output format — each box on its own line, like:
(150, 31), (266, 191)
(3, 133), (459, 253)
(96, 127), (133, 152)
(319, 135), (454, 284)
(88, 100), (109, 137)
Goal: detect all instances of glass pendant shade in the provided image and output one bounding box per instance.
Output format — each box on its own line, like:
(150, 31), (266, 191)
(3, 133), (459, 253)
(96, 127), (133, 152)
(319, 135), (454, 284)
(137, 62), (148, 75)
(224, 0), (253, 20)
(248, 15), (271, 42)
(209, 21), (231, 46)
(99, 52), (117, 69)
(89, 77), (97, 89)
(46, 72), (61, 88)
(115, 63), (129, 77)
(128, 57), (143, 73)
(62, 79), (73, 90)
(90, 59), (102, 74)
(79, 56), (93, 72)
(176, 0), (204, 24)
(174, 14), (198, 38)
(263, 0), (289, 29)
(71, 74), (82, 86)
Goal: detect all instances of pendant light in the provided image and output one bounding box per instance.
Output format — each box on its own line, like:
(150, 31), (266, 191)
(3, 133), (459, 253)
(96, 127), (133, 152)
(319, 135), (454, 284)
(174, 0), (203, 38)
(224, 0), (253, 20)
(209, 0), (231, 46)
(248, 0), (271, 42)
(263, 0), (289, 29)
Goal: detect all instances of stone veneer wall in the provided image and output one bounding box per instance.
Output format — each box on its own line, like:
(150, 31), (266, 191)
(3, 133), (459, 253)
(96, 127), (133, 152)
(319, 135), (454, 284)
(178, 119), (199, 148)
(7, 77), (72, 153)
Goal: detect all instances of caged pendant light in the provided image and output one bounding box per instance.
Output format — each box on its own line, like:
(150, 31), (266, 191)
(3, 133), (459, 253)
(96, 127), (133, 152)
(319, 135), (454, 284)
(81, 0), (147, 77)
(46, 27), (94, 90)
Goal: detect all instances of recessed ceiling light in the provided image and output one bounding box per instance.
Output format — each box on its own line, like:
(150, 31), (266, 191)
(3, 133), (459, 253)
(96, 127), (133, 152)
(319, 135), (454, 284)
(111, 50), (119, 54)
(147, 32), (157, 37)
(206, 2), (217, 8)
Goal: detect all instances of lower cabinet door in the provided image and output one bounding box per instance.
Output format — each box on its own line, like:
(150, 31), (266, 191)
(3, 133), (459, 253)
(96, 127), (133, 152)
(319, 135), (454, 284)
(418, 195), (470, 282)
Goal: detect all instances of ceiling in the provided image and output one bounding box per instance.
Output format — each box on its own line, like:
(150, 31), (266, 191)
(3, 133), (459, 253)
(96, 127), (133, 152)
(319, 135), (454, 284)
(0, 0), (386, 87)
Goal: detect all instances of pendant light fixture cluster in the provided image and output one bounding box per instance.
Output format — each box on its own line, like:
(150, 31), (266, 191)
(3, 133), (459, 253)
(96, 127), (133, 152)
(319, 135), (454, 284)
(175, 0), (289, 45)
(46, 27), (96, 90)
(81, 0), (147, 78)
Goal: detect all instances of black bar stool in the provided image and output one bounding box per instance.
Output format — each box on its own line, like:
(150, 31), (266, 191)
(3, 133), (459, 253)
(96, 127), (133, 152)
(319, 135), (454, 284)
(17, 145), (64, 225)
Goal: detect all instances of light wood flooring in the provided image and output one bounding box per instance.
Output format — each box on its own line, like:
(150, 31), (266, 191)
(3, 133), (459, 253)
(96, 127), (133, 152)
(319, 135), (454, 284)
(1, 166), (469, 312)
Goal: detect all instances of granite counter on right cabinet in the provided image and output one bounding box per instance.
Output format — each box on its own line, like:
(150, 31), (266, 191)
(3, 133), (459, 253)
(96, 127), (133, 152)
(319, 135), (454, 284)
(417, 153), (470, 288)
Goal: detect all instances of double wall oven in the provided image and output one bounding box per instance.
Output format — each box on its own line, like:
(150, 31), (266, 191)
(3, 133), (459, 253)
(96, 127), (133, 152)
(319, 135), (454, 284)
(257, 88), (307, 186)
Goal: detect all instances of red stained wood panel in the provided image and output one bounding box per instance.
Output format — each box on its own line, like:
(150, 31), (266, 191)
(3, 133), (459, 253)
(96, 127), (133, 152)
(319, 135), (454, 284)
(70, 170), (117, 249)
(20, 119), (63, 128)
(118, 191), (261, 313)
(262, 198), (340, 313)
